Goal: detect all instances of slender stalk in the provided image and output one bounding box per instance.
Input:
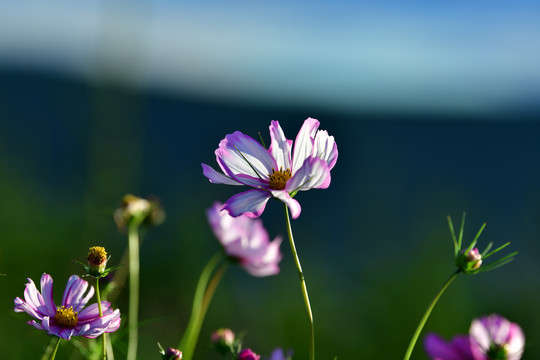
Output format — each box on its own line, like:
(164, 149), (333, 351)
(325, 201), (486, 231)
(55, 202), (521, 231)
(403, 270), (460, 360)
(284, 204), (315, 360)
(180, 253), (226, 360)
(127, 222), (141, 360)
(49, 337), (61, 360)
(96, 277), (107, 359)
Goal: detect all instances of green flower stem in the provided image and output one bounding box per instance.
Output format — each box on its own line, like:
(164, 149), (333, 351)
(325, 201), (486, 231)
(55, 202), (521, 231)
(403, 270), (460, 360)
(284, 204), (315, 360)
(50, 337), (61, 360)
(127, 221), (141, 360)
(180, 253), (226, 360)
(96, 277), (107, 360)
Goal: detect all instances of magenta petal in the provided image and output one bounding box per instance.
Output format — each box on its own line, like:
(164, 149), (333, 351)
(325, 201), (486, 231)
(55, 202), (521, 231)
(223, 189), (271, 218)
(313, 129), (338, 170)
(40, 274), (57, 316)
(424, 333), (464, 360)
(217, 131), (275, 181)
(14, 296), (43, 320)
(23, 278), (48, 317)
(78, 302), (111, 322)
(271, 191), (301, 219)
(291, 117), (319, 174)
(202, 163), (242, 185)
(269, 120), (292, 170)
(287, 157), (331, 192)
(28, 319), (45, 330)
(62, 275), (89, 309)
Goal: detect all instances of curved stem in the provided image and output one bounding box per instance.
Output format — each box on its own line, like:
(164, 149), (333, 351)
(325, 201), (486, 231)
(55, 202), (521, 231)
(49, 337), (61, 360)
(403, 270), (460, 360)
(284, 204), (315, 360)
(96, 277), (107, 359)
(180, 253), (226, 360)
(127, 222), (140, 360)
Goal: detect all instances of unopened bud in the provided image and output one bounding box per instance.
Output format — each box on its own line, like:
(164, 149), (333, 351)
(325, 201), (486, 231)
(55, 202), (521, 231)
(456, 247), (482, 273)
(211, 328), (237, 355)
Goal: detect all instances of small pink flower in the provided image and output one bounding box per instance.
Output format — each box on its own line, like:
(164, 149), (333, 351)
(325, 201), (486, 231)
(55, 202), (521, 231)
(202, 118), (338, 219)
(207, 202), (282, 277)
(238, 348), (261, 360)
(14, 273), (121, 340)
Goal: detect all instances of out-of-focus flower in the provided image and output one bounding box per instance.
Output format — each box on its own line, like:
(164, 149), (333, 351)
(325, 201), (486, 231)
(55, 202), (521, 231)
(207, 202), (282, 277)
(211, 328), (239, 355)
(424, 333), (476, 360)
(424, 314), (524, 360)
(266, 348), (294, 360)
(114, 194), (165, 230)
(202, 118), (338, 219)
(238, 348), (261, 360)
(211, 328), (236, 347)
(14, 273), (121, 340)
(469, 314), (525, 360)
(447, 214), (517, 275)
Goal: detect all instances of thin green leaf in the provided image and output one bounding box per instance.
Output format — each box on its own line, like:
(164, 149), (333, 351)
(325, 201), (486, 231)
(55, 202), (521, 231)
(483, 242), (512, 260)
(481, 242), (493, 257)
(458, 212), (466, 250)
(447, 215), (458, 256)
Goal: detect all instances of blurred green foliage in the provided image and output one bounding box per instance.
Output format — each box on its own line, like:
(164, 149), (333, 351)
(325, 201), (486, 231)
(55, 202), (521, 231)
(1, 70), (540, 359)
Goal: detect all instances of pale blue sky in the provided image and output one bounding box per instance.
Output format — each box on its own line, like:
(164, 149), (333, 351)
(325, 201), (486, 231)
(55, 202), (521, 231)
(1, 0), (539, 114)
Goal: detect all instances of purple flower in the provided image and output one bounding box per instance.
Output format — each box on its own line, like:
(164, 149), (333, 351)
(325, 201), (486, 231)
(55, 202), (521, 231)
(469, 314), (525, 360)
(266, 348), (294, 360)
(424, 333), (477, 360)
(238, 348), (261, 360)
(202, 118), (338, 219)
(14, 273), (121, 340)
(207, 202), (282, 277)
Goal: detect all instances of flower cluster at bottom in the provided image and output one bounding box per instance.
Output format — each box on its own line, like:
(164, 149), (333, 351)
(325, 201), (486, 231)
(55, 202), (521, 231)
(14, 273), (121, 340)
(424, 314), (524, 360)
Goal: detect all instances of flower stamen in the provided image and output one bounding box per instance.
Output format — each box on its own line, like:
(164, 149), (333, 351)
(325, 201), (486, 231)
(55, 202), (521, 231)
(268, 168), (292, 190)
(87, 246), (107, 267)
(55, 306), (78, 328)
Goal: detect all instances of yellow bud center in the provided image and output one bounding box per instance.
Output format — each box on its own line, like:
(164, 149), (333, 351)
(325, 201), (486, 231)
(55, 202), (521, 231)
(87, 246), (107, 266)
(55, 306), (78, 328)
(268, 168), (292, 190)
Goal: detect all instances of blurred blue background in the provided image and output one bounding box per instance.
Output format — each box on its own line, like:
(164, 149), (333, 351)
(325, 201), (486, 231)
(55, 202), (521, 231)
(1, 1), (540, 359)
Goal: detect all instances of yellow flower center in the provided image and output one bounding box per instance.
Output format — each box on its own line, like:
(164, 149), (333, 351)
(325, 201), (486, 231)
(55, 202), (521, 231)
(268, 168), (292, 190)
(87, 246), (107, 266)
(55, 306), (78, 328)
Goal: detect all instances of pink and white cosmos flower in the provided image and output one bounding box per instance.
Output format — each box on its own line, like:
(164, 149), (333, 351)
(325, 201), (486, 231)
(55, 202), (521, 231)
(207, 202), (282, 277)
(14, 273), (121, 340)
(202, 118), (338, 219)
(469, 314), (525, 360)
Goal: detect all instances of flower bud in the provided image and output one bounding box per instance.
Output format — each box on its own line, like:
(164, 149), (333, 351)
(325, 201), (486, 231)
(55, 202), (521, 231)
(456, 247), (483, 273)
(238, 348), (260, 360)
(87, 246), (108, 276)
(211, 328), (235, 346)
(162, 347), (182, 360)
(211, 328), (237, 355)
